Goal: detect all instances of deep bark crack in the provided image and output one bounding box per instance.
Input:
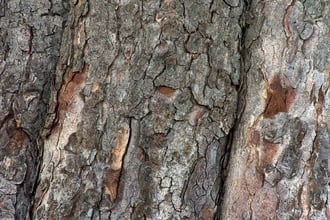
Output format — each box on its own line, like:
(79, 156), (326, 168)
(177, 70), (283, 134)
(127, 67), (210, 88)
(214, 1), (250, 219)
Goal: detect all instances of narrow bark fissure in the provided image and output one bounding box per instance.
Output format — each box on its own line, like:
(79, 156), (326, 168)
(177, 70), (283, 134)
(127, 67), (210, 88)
(214, 1), (250, 219)
(28, 141), (43, 219)
(214, 134), (231, 220)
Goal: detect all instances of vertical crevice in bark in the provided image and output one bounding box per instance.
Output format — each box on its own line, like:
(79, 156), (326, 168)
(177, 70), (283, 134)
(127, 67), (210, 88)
(220, 0), (329, 219)
(0, 0), (69, 219)
(214, 1), (250, 219)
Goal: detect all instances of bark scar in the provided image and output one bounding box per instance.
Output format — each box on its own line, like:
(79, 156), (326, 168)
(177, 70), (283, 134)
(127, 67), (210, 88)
(105, 125), (130, 201)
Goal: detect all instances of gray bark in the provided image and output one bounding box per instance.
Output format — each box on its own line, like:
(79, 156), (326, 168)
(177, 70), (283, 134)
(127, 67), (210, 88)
(0, 0), (68, 218)
(0, 0), (328, 219)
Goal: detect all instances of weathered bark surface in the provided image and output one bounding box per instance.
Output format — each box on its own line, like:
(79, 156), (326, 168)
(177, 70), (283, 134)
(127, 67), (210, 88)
(0, 0), (329, 219)
(222, 0), (330, 219)
(0, 0), (68, 219)
(26, 0), (242, 219)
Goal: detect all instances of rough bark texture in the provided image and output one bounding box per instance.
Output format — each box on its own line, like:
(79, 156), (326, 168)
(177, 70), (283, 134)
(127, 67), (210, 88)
(0, 0), (68, 219)
(0, 0), (329, 219)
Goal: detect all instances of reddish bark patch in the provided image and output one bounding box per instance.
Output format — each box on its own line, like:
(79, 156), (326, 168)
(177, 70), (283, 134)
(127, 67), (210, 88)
(58, 65), (88, 113)
(201, 205), (213, 220)
(155, 86), (178, 103)
(6, 129), (28, 156)
(245, 163), (264, 194)
(247, 127), (279, 169)
(156, 86), (176, 97)
(261, 139), (279, 166)
(247, 128), (261, 145)
(263, 75), (296, 118)
(251, 184), (278, 219)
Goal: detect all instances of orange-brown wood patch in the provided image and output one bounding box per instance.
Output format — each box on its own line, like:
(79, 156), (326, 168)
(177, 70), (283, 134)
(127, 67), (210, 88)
(104, 127), (130, 201)
(55, 64), (89, 122)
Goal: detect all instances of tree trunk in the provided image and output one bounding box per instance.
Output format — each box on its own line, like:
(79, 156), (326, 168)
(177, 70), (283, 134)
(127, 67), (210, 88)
(0, 0), (328, 219)
(221, 1), (329, 219)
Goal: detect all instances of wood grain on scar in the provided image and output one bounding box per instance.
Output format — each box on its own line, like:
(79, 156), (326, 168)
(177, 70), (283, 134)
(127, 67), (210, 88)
(105, 126), (130, 201)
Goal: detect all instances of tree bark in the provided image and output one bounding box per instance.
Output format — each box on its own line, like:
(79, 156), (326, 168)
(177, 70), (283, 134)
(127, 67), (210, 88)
(0, 0), (68, 218)
(221, 1), (329, 219)
(0, 0), (329, 219)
